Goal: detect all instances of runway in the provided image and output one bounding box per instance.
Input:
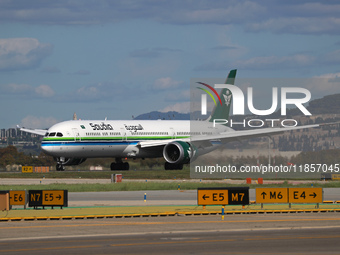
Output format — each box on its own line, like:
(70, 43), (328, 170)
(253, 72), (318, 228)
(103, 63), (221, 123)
(1, 213), (340, 254)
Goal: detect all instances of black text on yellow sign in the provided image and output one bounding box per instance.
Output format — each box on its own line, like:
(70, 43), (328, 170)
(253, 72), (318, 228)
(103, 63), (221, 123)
(9, 190), (26, 206)
(197, 187), (249, 206)
(197, 189), (228, 205)
(42, 190), (65, 205)
(288, 188), (323, 203)
(256, 188), (289, 203)
(22, 166), (33, 173)
(332, 174), (340, 180)
(28, 190), (68, 208)
(256, 188), (323, 204)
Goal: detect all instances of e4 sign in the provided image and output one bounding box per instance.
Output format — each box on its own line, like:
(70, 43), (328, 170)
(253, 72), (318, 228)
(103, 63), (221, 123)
(289, 188), (323, 203)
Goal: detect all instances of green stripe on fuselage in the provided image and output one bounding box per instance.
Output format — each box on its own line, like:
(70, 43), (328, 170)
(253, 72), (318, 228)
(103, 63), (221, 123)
(43, 136), (190, 142)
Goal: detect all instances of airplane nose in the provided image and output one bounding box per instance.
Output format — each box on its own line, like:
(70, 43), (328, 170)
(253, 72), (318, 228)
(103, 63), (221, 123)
(41, 143), (54, 155)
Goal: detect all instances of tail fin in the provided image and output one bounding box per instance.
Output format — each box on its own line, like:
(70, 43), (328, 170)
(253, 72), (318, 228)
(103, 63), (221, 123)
(208, 69), (237, 123)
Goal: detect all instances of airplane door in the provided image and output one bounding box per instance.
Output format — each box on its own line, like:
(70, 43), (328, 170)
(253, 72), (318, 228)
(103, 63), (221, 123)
(72, 128), (81, 141)
(120, 128), (127, 141)
(170, 127), (176, 139)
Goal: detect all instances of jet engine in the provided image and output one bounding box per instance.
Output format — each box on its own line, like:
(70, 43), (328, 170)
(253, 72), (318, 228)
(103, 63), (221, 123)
(163, 141), (196, 165)
(55, 157), (87, 171)
(62, 158), (87, 166)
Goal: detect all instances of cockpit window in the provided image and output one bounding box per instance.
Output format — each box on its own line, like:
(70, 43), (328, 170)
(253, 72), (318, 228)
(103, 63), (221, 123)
(49, 132), (56, 137)
(56, 132), (63, 137)
(45, 132), (49, 137)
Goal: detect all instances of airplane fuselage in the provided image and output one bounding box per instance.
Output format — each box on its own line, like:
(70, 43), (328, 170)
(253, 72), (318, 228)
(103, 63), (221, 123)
(41, 120), (231, 159)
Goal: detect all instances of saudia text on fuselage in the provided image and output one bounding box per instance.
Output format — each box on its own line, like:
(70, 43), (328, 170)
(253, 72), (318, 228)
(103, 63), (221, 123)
(90, 122), (114, 130)
(124, 124), (144, 132)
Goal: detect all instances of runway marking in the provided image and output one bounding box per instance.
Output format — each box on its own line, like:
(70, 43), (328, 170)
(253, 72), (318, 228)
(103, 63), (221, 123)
(0, 245), (101, 253)
(105, 234), (340, 248)
(2, 233), (340, 253)
(1, 217), (340, 230)
(245, 235), (340, 241)
(110, 238), (236, 247)
(2, 225), (340, 243)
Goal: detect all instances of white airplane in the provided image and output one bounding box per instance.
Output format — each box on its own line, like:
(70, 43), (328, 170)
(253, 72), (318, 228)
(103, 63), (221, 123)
(20, 70), (318, 171)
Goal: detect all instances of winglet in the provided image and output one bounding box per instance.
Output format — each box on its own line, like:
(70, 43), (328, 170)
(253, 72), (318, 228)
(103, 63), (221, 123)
(225, 69), (237, 85)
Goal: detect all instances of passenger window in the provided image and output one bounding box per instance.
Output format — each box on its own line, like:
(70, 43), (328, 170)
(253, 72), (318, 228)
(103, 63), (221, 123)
(49, 132), (56, 137)
(57, 132), (63, 137)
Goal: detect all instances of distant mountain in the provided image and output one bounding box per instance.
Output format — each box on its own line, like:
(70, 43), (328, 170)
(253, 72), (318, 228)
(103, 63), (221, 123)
(307, 93), (340, 114)
(269, 93), (340, 117)
(134, 111), (190, 120)
(134, 111), (211, 120)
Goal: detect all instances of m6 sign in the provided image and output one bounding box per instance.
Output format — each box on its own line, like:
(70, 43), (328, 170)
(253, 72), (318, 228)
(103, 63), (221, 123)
(256, 188), (289, 203)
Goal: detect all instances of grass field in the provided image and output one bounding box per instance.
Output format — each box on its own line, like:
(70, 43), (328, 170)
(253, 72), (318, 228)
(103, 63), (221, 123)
(0, 169), (191, 179)
(1, 169), (340, 192)
(1, 180), (340, 192)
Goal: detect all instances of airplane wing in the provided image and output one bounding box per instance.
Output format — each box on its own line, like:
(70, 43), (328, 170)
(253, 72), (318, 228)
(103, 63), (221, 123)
(18, 126), (47, 136)
(138, 124), (319, 148)
(139, 138), (190, 148)
(192, 124), (319, 143)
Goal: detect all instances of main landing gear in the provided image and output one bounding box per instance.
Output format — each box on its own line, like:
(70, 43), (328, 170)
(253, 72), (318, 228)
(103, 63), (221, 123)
(164, 162), (183, 170)
(56, 164), (65, 171)
(110, 158), (129, 171)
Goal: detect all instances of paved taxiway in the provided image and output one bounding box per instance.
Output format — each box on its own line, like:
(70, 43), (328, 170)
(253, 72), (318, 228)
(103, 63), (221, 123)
(68, 188), (340, 206)
(2, 178), (339, 206)
(1, 213), (340, 254)
(2, 179), (340, 253)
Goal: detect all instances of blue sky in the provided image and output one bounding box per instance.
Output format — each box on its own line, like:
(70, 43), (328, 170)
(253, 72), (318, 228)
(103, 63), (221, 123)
(0, 0), (340, 128)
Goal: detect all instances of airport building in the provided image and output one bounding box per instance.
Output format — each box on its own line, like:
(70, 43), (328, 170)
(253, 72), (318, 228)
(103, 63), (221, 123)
(0, 128), (39, 142)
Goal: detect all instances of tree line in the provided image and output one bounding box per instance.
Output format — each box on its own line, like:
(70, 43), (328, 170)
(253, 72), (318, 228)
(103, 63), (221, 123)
(0, 145), (54, 168)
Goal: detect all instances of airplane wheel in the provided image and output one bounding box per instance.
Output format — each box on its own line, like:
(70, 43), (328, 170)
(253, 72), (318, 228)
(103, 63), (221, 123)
(123, 162), (129, 170)
(164, 162), (183, 170)
(110, 163), (116, 171)
(111, 162), (129, 171)
(56, 164), (65, 171)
